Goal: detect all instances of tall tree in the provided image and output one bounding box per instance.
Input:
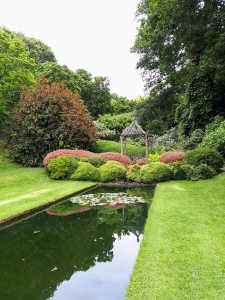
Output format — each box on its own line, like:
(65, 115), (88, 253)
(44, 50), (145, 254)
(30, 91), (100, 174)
(110, 93), (136, 115)
(1, 27), (57, 64)
(36, 62), (81, 92)
(133, 0), (225, 135)
(76, 69), (112, 119)
(7, 76), (98, 166)
(0, 29), (35, 130)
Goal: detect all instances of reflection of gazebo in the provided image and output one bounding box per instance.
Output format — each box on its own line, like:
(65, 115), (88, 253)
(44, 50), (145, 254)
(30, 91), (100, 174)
(125, 225), (144, 242)
(120, 120), (148, 158)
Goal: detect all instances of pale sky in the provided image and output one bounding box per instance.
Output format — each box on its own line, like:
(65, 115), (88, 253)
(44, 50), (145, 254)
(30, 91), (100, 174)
(0, 0), (147, 99)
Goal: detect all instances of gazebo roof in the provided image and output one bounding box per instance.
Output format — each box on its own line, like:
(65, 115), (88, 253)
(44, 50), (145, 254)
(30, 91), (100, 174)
(121, 120), (147, 137)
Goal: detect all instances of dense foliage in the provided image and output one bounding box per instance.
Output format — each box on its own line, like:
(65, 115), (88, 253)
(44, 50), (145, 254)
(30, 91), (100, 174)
(126, 164), (142, 182)
(200, 120), (225, 157)
(97, 114), (133, 141)
(99, 161), (127, 182)
(140, 162), (173, 183)
(43, 148), (132, 168)
(71, 162), (101, 181)
(160, 152), (184, 164)
(133, 0), (225, 136)
(47, 156), (72, 180)
(7, 76), (98, 166)
(0, 29), (35, 129)
(183, 147), (224, 170)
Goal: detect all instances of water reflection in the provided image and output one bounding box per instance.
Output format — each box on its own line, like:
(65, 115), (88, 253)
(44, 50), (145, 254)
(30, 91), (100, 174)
(0, 186), (154, 300)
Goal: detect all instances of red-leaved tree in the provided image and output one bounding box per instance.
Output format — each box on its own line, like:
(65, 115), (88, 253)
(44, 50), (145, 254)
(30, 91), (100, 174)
(7, 76), (98, 166)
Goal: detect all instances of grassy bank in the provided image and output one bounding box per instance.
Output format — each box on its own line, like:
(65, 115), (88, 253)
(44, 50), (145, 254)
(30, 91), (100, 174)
(0, 145), (96, 223)
(126, 174), (225, 299)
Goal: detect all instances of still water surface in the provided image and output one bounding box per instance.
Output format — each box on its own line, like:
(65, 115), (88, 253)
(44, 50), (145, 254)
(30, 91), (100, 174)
(0, 186), (154, 300)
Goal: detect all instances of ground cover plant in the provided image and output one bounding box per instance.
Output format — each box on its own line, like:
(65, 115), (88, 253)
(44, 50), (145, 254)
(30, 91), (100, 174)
(126, 173), (225, 299)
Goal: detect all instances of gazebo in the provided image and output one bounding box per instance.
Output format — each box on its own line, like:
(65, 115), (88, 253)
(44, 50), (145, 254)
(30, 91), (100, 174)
(120, 119), (148, 158)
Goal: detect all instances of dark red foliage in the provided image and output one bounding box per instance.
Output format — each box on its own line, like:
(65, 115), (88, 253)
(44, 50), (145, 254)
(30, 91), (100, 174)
(43, 149), (132, 168)
(136, 158), (148, 166)
(160, 151), (184, 164)
(96, 152), (132, 168)
(7, 75), (98, 166)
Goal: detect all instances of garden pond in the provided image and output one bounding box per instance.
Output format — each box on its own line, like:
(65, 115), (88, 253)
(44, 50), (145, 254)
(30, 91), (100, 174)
(0, 185), (155, 300)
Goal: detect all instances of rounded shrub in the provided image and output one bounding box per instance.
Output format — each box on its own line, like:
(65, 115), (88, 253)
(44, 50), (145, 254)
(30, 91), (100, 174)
(70, 162), (101, 181)
(160, 151), (184, 164)
(183, 147), (224, 170)
(181, 163), (217, 181)
(126, 164), (142, 183)
(140, 162), (173, 183)
(148, 153), (162, 163)
(99, 161), (127, 182)
(98, 152), (132, 167)
(47, 156), (71, 179)
(136, 158), (148, 166)
(66, 156), (80, 179)
(86, 157), (106, 168)
(169, 162), (187, 180)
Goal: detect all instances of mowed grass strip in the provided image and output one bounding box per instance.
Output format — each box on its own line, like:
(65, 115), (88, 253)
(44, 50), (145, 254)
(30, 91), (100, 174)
(126, 174), (225, 300)
(0, 148), (96, 222)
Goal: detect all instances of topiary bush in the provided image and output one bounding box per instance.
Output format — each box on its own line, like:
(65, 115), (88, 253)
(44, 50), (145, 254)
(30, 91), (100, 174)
(160, 151), (184, 164)
(169, 162), (187, 180)
(86, 157), (106, 168)
(183, 147), (224, 170)
(43, 149), (97, 167)
(140, 162), (173, 183)
(148, 153), (162, 163)
(136, 158), (148, 166)
(98, 152), (132, 168)
(70, 162), (101, 181)
(181, 163), (217, 181)
(66, 156), (80, 179)
(47, 156), (71, 179)
(99, 161), (127, 182)
(126, 164), (142, 182)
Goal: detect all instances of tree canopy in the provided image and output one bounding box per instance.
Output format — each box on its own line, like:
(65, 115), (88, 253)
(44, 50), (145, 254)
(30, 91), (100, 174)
(1, 27), (57, 64)
(75, 69), (112, 119)
(133, 0), (225, 135)
(7, 76), (98, 166)
(36, 62), (81, 92)
(0, 29), (35, 129)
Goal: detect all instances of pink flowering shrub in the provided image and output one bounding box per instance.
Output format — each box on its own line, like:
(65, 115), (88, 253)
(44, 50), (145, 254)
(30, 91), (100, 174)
(98, 152), (132, 168)
(136, 158), (148, 166)
(43, 149), (97, 167)
(43, 149), (132, 168)
(160, 151), (184, 164)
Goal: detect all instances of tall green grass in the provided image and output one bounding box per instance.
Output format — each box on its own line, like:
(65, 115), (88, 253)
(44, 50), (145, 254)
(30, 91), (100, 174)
(126, 174), (225, 299)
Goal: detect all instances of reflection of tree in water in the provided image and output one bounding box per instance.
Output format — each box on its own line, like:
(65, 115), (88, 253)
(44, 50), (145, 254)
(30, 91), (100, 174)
(0, 187), (152, 300)
(0, 210), (117, 300)
(123, 204), (149, 242)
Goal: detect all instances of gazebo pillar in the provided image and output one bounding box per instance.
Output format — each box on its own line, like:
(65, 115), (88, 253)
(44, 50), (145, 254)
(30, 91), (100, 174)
(145, 134), (149, 158)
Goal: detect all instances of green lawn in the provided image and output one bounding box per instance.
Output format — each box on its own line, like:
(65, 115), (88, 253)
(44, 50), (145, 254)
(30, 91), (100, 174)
(0, 146), (96, 222)
(126, 174), (225, 300)
(95, 139), (146, 156)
